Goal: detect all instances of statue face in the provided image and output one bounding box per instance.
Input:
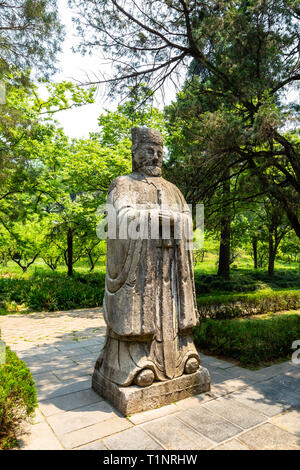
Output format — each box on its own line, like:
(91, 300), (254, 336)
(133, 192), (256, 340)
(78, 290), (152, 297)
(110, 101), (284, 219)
(133, 142), (163, 176)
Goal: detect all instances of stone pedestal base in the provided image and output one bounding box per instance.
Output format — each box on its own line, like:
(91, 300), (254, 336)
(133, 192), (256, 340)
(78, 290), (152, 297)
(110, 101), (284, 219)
(92, 367), (211, 416)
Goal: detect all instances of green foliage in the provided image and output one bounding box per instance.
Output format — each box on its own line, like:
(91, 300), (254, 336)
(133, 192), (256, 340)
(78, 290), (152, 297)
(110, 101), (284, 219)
(0, 271), (106, 312)
(194, 269), (300, 294)
(163, 2), (300, 244)
(0, 76), (95, 206)
(193, 311), (300, 367)
(96, 90), (166, 147)
(0, 82), (166, 279)
(279, 231), (300, 263)
(197, 289), (300, 320)
(0, 0), (64, 78)
(0, 345), (37, 449)
(2, 215), (47, 272)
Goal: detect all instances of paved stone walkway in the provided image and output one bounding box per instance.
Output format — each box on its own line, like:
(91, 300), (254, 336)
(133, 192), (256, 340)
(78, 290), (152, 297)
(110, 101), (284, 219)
(0, 308), (299, 450)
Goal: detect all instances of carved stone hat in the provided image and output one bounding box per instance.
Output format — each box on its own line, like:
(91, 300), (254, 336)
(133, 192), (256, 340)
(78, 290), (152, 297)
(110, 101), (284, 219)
(131, 127), (163, 150)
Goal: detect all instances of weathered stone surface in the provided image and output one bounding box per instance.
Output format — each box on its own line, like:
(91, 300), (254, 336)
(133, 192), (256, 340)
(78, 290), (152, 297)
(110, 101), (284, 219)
(128, 403), (178, 425)
(37, 377), (91, 401)
(174, 392), (216, 410)
(203, 395), (267, 429)
(47, 400), (119, 435)
(92, 127), (210, 414)
(238, 422), (300, 450)
(213, 439), (250, 450)
(17, 422), (63, 450)
(177, 405), (242, 443)
(59, 416), (132, 449)
(267, 374), (300, 393)
(92, 366), (210, 416)
(271, 409), (300, 437)
(142, 415), (213, 450)
(103, 427), (163, 450)
(76, 440), (108, 450)
(39, 389), (104, 417)
(232, 381), (300, 417)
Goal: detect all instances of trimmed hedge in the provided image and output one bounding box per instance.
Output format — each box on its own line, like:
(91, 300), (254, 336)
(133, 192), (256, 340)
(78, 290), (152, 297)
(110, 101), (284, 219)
(0, 272), (106, 313)
(193, 312), (300, 367)
(197, 289), (300, 319)
(0, 346), (37, 449)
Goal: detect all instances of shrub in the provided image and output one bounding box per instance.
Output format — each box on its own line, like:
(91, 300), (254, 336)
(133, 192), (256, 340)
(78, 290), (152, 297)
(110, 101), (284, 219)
(0, 346), (37, 449)
(0, 271), (106, 312)
(193, 269), (300, 295)
(197, 289), (300, 319)
(193, 312), (300, 367)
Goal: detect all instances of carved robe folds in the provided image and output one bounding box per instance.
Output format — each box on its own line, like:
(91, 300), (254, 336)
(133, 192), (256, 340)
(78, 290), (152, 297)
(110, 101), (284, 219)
(94, 171), (200, 386)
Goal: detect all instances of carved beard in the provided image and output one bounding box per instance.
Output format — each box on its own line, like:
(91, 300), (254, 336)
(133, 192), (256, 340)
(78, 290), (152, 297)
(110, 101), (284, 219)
(139, 165), (162, 176)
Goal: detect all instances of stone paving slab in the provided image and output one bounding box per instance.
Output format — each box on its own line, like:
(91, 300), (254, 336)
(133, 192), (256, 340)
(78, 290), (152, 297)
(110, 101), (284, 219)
(77, 440), (108, 450)
(267, 374), (300, 393)
(210, 378), (252, 398)
(30, 358), (77, 373)
(37, 377), (92, 401)
(61, 417), (133, 449)
(32, 371), (62, 388)
(212, 438), (250, 450)
(232, 381), (300, 417)
(39, 389), (104, 417)
(1, 307), (299, 450)
(128, 403), (178, 425)
(177, 406), (242, 443)
(103, 427), (164, 450)
(287, 368), (300, 379)
(52, 365), (94, 382)
(18, 421), (63, 450)
(271, 409), (300, 437)
(202, 395), (268, 429)
(238, 423), (300, 450)
(47, 401), (121, 436)
(142, 415), (214, 450)
(173, 392), (216, 410)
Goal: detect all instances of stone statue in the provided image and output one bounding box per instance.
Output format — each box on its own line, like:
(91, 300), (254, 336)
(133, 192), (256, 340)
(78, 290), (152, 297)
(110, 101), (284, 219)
(92, 127), (210, 415)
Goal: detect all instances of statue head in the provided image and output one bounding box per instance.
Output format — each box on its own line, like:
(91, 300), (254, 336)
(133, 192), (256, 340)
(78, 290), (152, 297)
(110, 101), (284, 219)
(131, 127), (163, 176)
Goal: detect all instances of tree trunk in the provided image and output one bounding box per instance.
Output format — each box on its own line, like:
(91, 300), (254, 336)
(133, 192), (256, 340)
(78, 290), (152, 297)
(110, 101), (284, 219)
(218, 217), (231, 279)
(268, 229), (276, 277)
(217, 170), (231, 280)
(252, 236), (258, 269)
(67, 228), (73, 276)
(87, 251), (95, 271)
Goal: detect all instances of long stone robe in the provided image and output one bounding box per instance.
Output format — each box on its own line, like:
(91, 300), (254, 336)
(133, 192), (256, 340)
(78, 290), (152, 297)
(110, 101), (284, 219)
(95, 171), (200, 386)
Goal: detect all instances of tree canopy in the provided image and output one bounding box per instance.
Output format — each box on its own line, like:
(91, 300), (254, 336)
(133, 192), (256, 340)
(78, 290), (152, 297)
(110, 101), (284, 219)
(0, 0), (64, 78)
(70, 0), (300, 239)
